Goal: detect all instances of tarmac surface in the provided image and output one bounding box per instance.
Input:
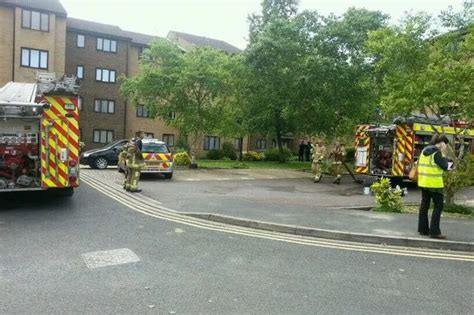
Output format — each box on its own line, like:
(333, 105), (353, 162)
(1, 181), (473, 313)
(84, 167), (474, 244)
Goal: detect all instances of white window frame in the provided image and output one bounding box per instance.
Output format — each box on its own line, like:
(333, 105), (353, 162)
(93, 130), (114, 144)
(97, 37), (117, 53)
(95, 68), (116, 83)
(22, 9), (49, 32)
(76, 65), (84, 79)
(21, 48), (48, 69)
(162, 134), (175, 146)
(77, 34), (85, 48)
(94, 99), (115, 114)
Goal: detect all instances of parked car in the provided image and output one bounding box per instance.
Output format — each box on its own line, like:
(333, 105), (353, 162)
(80, 139), (128, 169)
(118, 139), (174, 179)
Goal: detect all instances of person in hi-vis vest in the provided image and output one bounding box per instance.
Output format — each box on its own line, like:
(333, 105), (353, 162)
(417, 135), (451, 239)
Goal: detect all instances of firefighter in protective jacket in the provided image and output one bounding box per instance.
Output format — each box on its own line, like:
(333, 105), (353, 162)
(120, 140), (145, 193)
(312, 140), (326, 183)
(330, 142), (345, 185)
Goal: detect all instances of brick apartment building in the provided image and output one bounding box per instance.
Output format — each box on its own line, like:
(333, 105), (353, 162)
(0, 0), (291, 154)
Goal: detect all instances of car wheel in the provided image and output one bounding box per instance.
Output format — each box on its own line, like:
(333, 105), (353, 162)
(94, 157), (109, 169)
(163, 173), (173, 179)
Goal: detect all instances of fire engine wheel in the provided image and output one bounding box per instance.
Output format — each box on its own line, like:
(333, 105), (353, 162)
(93, 157), (109, 170)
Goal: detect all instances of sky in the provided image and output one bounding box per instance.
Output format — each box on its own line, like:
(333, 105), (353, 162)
(60, 0), (465, 49)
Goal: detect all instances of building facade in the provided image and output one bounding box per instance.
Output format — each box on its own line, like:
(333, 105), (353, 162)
(0, 0), (67, 87)
(0, 0), (251, 154)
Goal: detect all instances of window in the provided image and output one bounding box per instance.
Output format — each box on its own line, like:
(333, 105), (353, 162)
(162, 134), (175, 146)
(95, 68), (116, 83)
(77, 34), (85, 47)
(144, 133), (154, 139)
(168, 111), (176, 120)
(93, 130), (114, 144)
(136, 105), (150, 118)
(76, 65), (84, 79)
(234, 138), (242, 150)
(203, 136), (220, 150)
(22, 9), (49, 31)
(78, 97), (83, 111)
(97, 37), (117, 52)
(94, 99), (115, 114)
(21, 48), (48, 69)
(256, 139), (266, 150)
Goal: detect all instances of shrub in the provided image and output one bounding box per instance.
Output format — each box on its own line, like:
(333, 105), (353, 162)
(264, 147), (292, 163)
(232, 162), (249, 169)
(370, 177), (404, 213)
(174, 152), (191, 166)
(222, 142), (237, 160)
(207, 149), (224, 160)
(243, 151), (264, 161)
(345, 147), (355, 163)
(444, 155), (474, 204)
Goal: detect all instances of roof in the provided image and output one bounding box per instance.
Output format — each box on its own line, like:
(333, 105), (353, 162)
(0, 82), (37, 104)
(123, 30), (162, 46)
(167, 31), (242, 54)
(67, 17), (130, 39)
(0, 0), (67, 15)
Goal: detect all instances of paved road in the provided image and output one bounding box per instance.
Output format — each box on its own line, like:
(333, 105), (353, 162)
(1, 183), (473, 314)
(84, 168), (474, 242)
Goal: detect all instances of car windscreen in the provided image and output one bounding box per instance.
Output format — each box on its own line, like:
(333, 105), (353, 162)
(142, 143), (170, 153)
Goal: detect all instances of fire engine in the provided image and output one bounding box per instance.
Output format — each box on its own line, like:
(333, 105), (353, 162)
(0, 73), (80, 196)
(354, 116), (474, 181)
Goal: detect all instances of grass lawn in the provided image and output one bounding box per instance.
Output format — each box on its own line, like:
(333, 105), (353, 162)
(197, 159), (312, 170)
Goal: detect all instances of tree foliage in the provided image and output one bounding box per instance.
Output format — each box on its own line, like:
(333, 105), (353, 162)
(367, 5), (474, 204)
(121, 39), (238, 158)
(242, 2), (387, 151)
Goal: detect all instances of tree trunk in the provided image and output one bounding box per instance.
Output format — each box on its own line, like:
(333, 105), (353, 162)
(239, 136), (244, 161)
(276, 129), (283, 153)
(445, 190), (455, 206)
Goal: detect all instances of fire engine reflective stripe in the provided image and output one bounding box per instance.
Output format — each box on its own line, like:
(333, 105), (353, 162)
(40, 136), (69, 187)
(393, 124), (414, 176)
(354, 126), (370, 174)
(45, 97), (80, 151)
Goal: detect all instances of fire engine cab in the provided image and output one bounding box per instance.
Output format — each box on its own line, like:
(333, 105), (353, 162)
(0, 73), (80, 196)
(354, 116), (474, 181)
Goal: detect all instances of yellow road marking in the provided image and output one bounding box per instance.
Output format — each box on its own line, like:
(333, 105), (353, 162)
(81, 174), (474, 262)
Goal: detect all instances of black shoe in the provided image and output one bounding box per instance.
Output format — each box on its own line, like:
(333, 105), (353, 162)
(430, 234), (446, 240)
(130, 189), (142, 193)
(419, 232), (429, 236)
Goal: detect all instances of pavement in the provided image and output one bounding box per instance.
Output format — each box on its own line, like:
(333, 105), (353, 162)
(81, 167), (474, 251)
(2, 183), (473, 313)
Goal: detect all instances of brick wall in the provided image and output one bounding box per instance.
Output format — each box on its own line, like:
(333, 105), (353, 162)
(0, 6), (14, 86)
(65, 29), (127, 149)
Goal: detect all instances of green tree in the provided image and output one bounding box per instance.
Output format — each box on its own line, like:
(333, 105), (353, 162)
(121, 40), (238, 163)
(242, 2), (387, 153)
(367, 6), (474, 204)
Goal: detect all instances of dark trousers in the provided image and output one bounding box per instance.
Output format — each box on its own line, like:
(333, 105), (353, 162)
(418, 188), (444, 236)
(298, 152), (304, 162)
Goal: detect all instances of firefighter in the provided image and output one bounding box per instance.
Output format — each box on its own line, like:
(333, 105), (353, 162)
(121, 131), (145, 193)
(311, 140), (326, 183)
(330, 142), (346, 185)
